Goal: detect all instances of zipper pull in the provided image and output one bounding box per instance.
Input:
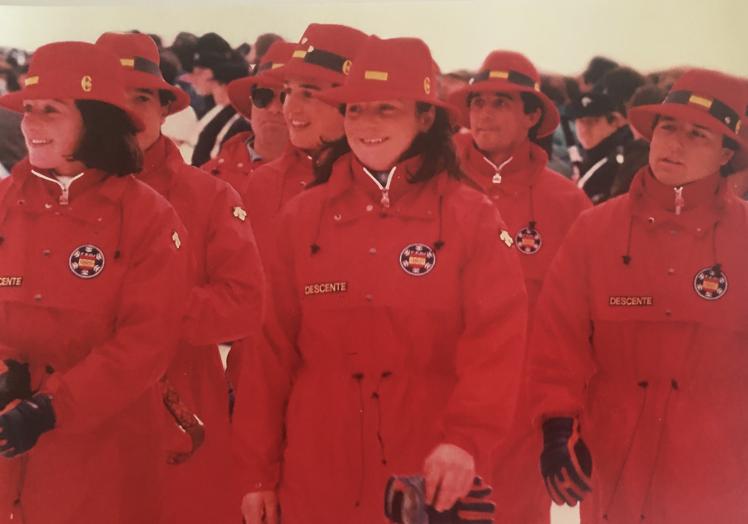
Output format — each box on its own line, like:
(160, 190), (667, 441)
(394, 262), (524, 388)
(380, 189), (390, 209)
(674, 186), (684, 215)
(492, 173), (502, 184)
(59, 185), (70, 206)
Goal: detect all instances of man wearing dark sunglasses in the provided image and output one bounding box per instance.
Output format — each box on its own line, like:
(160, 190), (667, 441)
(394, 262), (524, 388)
(203, 40), (294, 193)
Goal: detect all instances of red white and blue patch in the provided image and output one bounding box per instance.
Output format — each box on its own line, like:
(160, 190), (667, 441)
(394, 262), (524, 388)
(400, 243), (436, 276)
(69, 244), (105, 279)
(515, 227), (542, 255)
(693, 266), (727, 300)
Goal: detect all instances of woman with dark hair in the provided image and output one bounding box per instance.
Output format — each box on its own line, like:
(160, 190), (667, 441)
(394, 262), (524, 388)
(0, 41), (190, 523)
(233, 35), (528, 524)
(529, 69), (748, 524)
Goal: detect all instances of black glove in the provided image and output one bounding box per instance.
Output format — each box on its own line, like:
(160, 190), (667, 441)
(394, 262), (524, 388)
(0, 359), (32, 410)
(0, 394), (56, 458)
(385, 475), (495, 524)
(540, 417), (592, 506)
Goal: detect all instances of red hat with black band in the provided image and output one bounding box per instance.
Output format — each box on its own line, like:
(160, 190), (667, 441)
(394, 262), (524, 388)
(448, 50), (560, 138)
(227, 40), (296, 120)
(318, 35), (459, 119)
(280, 23), (367, 85)
(629, 68), (747, 150)
(0, 41), (144, 130)
(95, 31), (190, 116)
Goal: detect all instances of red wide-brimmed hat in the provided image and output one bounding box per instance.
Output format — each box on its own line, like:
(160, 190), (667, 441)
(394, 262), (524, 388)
(448, 51), (560, 138)
(0, 41), (144, 130)
(318, 35), (458, 118)
(228, 41), (296, 119)
(629, 68), (747, 149)
(280, 23), (367, 85)
(96, 32), (190, 116)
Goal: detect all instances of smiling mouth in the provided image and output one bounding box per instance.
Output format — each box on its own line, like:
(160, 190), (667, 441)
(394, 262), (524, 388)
(29, 139), (53, 146)
(359, 137), (388, 145)
(659, 157), (684, 166)
(289, 119), (310, 129)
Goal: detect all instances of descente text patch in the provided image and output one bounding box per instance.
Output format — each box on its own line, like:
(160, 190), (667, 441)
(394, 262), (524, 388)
(304, 281), (348, 296)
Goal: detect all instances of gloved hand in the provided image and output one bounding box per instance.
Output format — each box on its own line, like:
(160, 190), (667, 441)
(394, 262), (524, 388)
(385, 475), (495, 524)
(0, 359), (32, 410)
(0, 394), (56, 458)
(540, 417), (592, 506)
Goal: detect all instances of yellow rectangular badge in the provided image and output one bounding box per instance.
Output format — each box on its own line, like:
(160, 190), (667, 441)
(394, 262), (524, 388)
(364, 70), (389, 81)
(120, 58), (135, 68)
(688, 95), (713, 109)
(24, 76), (39, 87)
(292, 50), (307, 59)
(489, 71), (509, 80)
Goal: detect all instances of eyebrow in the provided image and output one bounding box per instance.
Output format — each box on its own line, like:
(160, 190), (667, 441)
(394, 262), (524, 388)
(299, 83), (321, 91)
(135, 88), (157, 95)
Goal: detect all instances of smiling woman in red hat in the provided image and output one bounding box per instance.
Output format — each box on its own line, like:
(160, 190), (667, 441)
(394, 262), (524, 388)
(448, 49), (591, 524)
(95, 31), (266, 524)
(232, 34), (528, 524)
(202, 40), (294, 194)
(528, 68), (748, 523)
(0, 41), (191, 523)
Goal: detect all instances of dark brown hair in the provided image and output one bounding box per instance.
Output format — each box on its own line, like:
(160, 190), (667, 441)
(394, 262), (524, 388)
(312, 103), (463, 186)
(73, 100), (143, 176)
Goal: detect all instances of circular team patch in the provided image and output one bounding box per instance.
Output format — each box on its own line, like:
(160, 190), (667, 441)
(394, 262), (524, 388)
(69, 245), (105, 279)
(693, 266), (728, 300)
(399, 243), (436, 276)
(515, 227), (543, 255)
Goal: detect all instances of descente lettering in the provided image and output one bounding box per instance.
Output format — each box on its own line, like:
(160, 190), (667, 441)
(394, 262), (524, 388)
(0, 276), (23, 287)
(609, 296), (654, 307)
(304, 281), (348, 296)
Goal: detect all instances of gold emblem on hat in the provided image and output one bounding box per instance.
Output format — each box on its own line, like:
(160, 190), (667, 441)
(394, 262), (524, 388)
(423, 77), (431, 95)
(342, 60), (352, 76)
(24, 76), (39, 87)
(81, 75), (93, 93)
(364, 70), (389, 82)
(688, 94), (713, 109)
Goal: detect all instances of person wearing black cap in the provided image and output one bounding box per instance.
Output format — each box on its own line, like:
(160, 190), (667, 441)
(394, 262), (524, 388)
(188, 32), (252, 167)
(567, 66), (646, 203)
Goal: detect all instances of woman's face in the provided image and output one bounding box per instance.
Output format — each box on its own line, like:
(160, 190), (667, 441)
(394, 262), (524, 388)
(345, 99), (434, 172)
(649, 116), (735, 185)
(282, 78), (344, 153)
(21, 98), (85, 175)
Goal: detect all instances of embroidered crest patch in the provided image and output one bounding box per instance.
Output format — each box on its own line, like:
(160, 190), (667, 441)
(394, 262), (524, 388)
(515, 227), (542, 255)
(69, 245), (105, 279)
(400, 243), (436, 276)
(693, 266), (728, 300)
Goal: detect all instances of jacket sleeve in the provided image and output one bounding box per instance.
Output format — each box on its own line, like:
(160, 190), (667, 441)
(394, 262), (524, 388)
(181, 181), (265, 345)
(527, 210), (596, 426)
(440, 197), (528, 465)
(43, 204), (192, 434)
(232, 203), (302, 493)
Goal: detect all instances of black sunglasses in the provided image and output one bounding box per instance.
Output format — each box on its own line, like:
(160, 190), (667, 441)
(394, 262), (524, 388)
(251, 85), (284, 108)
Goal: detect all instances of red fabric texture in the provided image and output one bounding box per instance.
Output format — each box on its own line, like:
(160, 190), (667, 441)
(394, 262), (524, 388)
(0, 159), (190, 524)
(231, 152), (528, 523)
(529, 167), (748, 523)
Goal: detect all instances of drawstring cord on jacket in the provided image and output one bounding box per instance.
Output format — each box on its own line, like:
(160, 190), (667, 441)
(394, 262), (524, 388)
(352, 372), (366, 508)
(362, 166), (397, 209)
(481, 154), (513, 185)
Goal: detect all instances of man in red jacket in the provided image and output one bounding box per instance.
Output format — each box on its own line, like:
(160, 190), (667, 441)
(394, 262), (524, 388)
(448, 50), (591, 524)
(529, 69), (748, 523)
(201, 40), (294, 193)
(96, 32), (265, 524)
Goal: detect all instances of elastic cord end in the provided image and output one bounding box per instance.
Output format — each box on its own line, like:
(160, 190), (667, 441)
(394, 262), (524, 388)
(310, 243), (320, 255)
(434, 240), (445, 251)
(622, 255), (631, 265)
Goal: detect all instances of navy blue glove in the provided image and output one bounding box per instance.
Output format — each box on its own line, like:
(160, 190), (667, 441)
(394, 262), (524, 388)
(0, 394), (56, 458)
(540, 417), (592, 506)
(385, 475), (495, 524)
(0, 359), (32, 410)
